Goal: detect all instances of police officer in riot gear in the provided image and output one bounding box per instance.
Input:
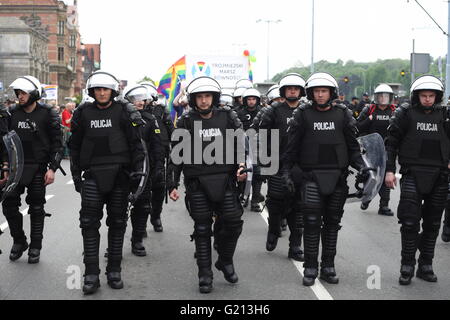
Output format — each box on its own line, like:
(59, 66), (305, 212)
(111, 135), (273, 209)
(282, 72), (369, 287)
(385, 75), (450, 285)
(2, 76), (63, 264)
(123, 84), (162, 255)
(69, 71), (146, 294)
(257, 73), (306, 262)
(232, 87), (247, 112)
(266, 85), (284, 106)
(168, 76), (247, 294)
(237, 88), (265, 212)
(357, 84), (397, 216)
(143, 82), (175, 233)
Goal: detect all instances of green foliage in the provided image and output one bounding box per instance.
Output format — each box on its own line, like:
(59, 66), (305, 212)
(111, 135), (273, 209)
(138, 76), (155, 84)
(272, 57), (446, 98)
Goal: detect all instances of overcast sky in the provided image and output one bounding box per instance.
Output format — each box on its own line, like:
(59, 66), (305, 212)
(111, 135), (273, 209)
(69, 0), (449, 84)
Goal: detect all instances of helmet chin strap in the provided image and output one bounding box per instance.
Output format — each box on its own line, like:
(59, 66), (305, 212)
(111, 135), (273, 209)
(314, 100), (332, 109)
(197, 106), (213, 115)
(286, 97), (300, 102)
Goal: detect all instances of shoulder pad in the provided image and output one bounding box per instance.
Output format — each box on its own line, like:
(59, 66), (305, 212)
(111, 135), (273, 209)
(399, 102), (410, 110)
(38, 103), (53, 111)
(334, 103), (347, 110)
(120, 102), (144, 126)
(8, 104), (19, 113)
(226, 108), (242, 129)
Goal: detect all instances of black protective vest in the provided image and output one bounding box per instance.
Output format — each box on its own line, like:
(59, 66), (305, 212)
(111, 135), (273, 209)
(182, 110), (236, 178)
(150, 105), (170, 145)
(274, 103), (297, 154)
(298, 106), (349, 170)
(368, 106), (395, 138)
(399, 107), (450, 168)
(79, 102), (130, 168)
(10, 104), (51, 164)
(240, 106), (261, 131)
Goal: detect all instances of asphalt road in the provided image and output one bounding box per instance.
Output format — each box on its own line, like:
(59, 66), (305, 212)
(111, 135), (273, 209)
(0, 160), (449, 301)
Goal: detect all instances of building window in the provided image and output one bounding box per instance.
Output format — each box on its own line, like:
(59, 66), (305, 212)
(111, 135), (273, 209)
(69, 35), (76, 48)
(58, 47), (64, 62)
(70, 57), (76, 70)
(58, 20), (65, 35)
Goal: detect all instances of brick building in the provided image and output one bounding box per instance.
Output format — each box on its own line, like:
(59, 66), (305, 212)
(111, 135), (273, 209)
(0, 0), (83, 104)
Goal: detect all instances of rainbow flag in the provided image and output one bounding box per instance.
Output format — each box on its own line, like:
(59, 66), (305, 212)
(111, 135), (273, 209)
(157, 56), (186, 122)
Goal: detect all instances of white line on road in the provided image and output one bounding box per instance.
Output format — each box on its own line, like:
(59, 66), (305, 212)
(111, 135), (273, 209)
(260, 207), (334, 301)
(0, 195), (55, 233)
(67, 180), (74, 185)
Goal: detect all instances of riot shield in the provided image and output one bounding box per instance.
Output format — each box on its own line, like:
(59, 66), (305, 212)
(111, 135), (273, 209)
(349, 133), (386, 203)
(1, 131), (24, 203)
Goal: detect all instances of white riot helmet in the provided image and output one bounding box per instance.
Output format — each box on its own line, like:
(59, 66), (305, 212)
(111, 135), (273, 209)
(306, 72), (339, 102)
(267, 85), (281, 104)
(140, 81), (159, 102)
(242, 88), (261, 108)
(220, 93), (233, 107)
(124, 84), (154, 104)
(410, 75), (445, 107)
(86, 70), (120, 100)
(9, 75), (43, 107)
(279, 73), (306, 101)
(235, 79), (253, 89)
(374, 84), (394, 106)
(187, 76), (222, 114)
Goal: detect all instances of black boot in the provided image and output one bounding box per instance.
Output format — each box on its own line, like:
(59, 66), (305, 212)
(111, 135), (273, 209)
(216, 221), (243, 284)
(131, 240), (147, 257)
(281, 218), (288, 232)
(194, 224), (213, 293)
(320, 267), (339, 284)
(360, 201), (370, 211)
(442, 225), (450, 243)
(399, 265), (415, 286)
(288, 246), (304, 262)
(378, 207), (394, 217)
(303, 268), (318, 287)
(9, 241), (29, 261)
(106, 272), (124, 289)
(251, 202), (262, 213)
(251, 178), (265, 204)
(106, 227), (125, 290)
(83, 275), (100, 295)
(416, 264), (438, 282)
(266, 215), (281, 252)
(28, 248), (41, 264)
(151, 218), (163, 233)
(198, 268), (213, 294)
(266, 232), (279, 252)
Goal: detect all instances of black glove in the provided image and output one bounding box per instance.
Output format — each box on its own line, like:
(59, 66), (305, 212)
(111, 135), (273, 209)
(73, 176), (82, 194)
(282, 171), (295, 194)
(356, 167), (374, 184)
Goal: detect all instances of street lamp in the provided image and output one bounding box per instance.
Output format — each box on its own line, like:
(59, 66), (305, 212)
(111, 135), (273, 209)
(256, 19), (282, 82)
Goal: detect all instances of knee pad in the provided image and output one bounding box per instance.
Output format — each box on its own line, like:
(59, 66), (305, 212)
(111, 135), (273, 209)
(29, 205), (46, 218)
(79, 215), (101, 230)
(401, 219), (420, 234)
(303, 209), (322, 231)
(194, 223), (213, 239)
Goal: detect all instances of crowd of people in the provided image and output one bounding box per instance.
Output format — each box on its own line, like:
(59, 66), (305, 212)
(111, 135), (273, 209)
(0, 70), (449, 296)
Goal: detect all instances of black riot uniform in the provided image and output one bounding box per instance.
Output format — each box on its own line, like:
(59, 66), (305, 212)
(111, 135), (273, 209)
(357, 103), (396, 215)
(3, 102), (63, 263)
(148, 102), (174, 232)
(129, 107), (162, 256)
(257, 100), (304, 260)
(283, 101), (367, 286)
(168, 104), (245, 294)
(69, 100), (145, 292)
(237, 101), (265, 211)
(386, 97), (450, 284)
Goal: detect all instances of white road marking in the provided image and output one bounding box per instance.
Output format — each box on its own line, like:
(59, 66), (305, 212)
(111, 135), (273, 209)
(67, 180), (74, 185)
(0, 195), (55, 233)
(260, 207), (334, 301)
